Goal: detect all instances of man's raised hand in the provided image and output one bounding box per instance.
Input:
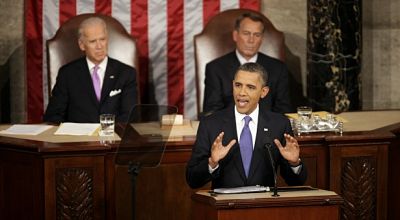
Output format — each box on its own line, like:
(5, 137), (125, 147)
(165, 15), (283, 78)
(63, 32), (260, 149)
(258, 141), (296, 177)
(209, 132), (236, 168)
(274, 133), (300, 166)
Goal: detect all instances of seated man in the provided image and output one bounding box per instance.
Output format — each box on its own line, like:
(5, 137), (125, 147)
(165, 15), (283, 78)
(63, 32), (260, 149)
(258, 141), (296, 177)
(44, 16), (138, 123)
(203, 12), (292, 116)
(186, 63), (306, 189)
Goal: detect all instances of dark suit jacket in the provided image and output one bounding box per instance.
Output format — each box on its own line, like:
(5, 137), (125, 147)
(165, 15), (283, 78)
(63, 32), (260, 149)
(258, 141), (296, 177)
(44, 56), (138, 123)
(186, 106), (307, 189)
(203, 51), (292, 115)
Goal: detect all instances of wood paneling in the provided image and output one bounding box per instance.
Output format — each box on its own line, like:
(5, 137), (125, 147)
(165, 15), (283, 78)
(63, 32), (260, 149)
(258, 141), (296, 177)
(0, 122), (398, 220)
(192, 190), (343, 220)
(44, 156), (105, 219)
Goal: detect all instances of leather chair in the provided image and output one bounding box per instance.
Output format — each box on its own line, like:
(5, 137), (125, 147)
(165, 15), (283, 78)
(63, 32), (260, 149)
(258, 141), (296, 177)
(194, 9), (285, 115)
(46, 13), (139, 99)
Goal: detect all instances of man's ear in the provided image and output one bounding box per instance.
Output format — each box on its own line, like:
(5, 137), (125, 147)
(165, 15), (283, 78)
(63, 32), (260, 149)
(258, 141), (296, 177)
(261, 86), (269, 98)
(232, 30), (238, 43)
(78, 39), (85, 51)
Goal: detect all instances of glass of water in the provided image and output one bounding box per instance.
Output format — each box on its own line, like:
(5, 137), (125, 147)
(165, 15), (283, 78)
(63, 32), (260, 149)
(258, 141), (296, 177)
(99, 114), (115, 136)
(297, 106), (312, 120)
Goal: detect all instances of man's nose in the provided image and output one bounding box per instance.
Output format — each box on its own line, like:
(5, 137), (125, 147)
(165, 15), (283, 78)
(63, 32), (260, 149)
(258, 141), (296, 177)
(239, 87), (247, 95)
(248, 34), (255, 43)
(95, 40), (102, 48)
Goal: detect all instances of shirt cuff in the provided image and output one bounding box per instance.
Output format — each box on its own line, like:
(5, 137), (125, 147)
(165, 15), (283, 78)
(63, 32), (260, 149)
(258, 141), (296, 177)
(290, 164), (302, 174)
(208, 163), (219, 173)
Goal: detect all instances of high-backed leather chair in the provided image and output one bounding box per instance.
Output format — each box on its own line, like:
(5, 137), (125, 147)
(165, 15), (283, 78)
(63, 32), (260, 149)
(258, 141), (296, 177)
(194, 9), (285, 115)
(47, 13), (139, 99)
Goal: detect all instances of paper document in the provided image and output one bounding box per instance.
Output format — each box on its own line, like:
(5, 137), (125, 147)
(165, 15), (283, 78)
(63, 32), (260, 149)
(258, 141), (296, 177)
(213, 185), (270, 194)
(0, 124), (53, 135)
(54, 123), (100, 136)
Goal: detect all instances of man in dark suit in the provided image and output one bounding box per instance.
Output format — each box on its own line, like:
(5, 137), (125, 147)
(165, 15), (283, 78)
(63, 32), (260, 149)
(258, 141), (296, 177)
(203, 12), (292, 116)
(186, 63), (306, 189)
(44, 16), (137, 123)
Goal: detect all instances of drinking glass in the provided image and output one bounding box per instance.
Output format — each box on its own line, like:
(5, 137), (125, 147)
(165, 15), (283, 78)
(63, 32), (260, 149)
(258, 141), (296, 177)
(297, 106), (312, 120)
(99, 114), (115, 136)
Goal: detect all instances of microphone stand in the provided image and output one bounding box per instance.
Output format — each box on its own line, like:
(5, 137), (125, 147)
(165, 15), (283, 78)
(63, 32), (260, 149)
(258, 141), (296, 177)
(265, 143), (279, 197)
(128, 161), (142, 220)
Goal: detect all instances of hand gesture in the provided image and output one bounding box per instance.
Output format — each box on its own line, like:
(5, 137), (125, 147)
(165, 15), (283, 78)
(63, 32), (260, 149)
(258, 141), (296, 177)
(209, 132), (236, 168)
(274, 133), (300, 166)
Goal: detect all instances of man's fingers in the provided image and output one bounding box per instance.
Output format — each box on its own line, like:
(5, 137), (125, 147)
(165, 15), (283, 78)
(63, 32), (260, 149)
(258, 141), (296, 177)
(284, 133), (294, 142)
(212, 132), (237, 150)
(274, 139), (284, 150)
(213, 132), (224, 146)
(217, 132), (225, 141)
(284, 133), (299, 148)
(225, 139), (237, 149)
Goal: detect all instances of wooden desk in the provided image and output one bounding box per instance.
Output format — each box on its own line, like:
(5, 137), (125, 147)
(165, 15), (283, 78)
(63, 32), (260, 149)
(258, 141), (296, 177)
(0, 124), (198, 220)
(0, 110), (399, 220)
(192, 189), (343, 220)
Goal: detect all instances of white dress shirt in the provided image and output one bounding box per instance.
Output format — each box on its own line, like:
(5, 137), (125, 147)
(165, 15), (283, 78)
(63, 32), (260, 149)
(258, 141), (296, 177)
(235, 105), (259, 150)
(209, 105), (302, 174)
(87, 57), (108, 90)
(236, 49), (258, 64)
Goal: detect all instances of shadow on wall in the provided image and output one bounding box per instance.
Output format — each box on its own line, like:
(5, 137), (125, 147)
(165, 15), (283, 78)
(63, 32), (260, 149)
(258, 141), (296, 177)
(285, 45), (309, 110)
(0, 45), (25, 123)
(0, 55), (11, 123)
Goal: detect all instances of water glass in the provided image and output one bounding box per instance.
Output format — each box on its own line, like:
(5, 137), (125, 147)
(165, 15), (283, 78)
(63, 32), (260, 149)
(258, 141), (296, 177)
(338, 121), (344, 135)
(99, 114), (115, 136)
(297, 106), (312, 120)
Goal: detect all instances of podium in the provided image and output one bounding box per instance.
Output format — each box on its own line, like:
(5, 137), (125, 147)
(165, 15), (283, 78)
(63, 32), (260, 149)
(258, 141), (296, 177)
(192, 188), (343, 220)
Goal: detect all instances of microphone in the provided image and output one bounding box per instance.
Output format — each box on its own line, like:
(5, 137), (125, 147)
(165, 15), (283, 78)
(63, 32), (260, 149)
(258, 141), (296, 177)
(265, 142), (279, 197)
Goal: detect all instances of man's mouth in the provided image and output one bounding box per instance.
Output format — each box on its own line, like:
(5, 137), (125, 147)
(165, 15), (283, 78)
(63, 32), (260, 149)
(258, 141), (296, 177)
(245, 46), (255, 50)
(237, 99), (249, 107)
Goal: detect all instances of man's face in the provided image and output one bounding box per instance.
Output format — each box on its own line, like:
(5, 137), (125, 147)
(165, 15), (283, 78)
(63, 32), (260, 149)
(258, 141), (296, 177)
(233, 18), (264, 60)
(78, 23), (108, 64)
(233, 70), (269, 115)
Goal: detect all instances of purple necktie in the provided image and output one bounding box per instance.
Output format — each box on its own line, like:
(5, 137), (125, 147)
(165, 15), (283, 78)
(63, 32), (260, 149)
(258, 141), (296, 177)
(240, 116), (253, 177)
(91, 65), (101, 101)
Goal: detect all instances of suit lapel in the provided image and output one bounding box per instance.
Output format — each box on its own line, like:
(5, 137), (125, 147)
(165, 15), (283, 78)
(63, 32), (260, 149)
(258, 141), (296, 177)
(221, 108), (247, 182)
(79, 58), (100, 107)
(100, 58), (117, 104)
(247, 111), (272, 180)
(228, 52), (241, 78)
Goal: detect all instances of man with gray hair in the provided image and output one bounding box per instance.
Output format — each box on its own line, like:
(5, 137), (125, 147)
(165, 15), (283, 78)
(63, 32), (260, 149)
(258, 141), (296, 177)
(44, 16), (138, 123)
(203, 12), (292, 116)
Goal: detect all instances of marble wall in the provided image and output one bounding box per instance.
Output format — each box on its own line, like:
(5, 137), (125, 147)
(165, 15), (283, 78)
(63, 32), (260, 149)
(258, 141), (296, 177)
(0, 0), (25, 123)
(261, 0), (307, 95)
(362, 0), (400, 110)
(262, 0), (400, 110)
(307, 0), (362, 113)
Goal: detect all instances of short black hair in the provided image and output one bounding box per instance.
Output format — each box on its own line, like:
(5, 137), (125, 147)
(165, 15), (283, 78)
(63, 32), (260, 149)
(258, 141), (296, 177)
(234, 12), (265, 33)
(235, 62), (268, 86)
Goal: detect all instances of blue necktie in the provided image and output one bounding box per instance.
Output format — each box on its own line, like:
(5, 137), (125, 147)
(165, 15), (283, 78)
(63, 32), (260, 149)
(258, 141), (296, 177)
(240, 116), (253, 177)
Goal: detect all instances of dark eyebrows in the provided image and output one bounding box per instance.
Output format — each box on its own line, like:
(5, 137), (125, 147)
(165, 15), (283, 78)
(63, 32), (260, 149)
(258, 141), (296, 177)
(234, 81), (257, 89)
